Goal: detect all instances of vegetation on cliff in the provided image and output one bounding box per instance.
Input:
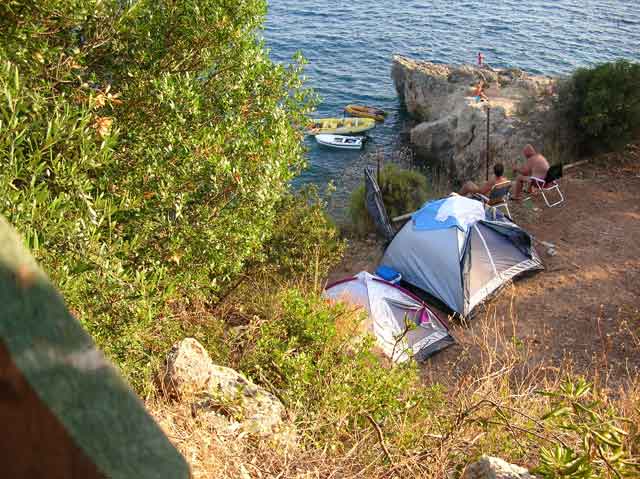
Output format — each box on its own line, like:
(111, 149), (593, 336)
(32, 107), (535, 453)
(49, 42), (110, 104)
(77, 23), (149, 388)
(558, 60), (640, 153)
(349, 163), (431, 236)
(0, 0), (330, 389)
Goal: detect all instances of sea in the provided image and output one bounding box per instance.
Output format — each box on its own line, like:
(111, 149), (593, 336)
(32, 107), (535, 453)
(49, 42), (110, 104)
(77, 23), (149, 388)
(264, 0), (640, 214)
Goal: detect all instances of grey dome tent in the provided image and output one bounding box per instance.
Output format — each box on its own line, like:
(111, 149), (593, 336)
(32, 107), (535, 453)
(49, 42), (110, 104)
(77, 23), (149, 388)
(324, 272), (453, 362)
(381, 195), (543, 317)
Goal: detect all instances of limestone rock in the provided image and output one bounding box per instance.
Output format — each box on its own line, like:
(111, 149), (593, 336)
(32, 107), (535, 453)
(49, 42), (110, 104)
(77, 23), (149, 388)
(163, 338), (296, 449)
(463, 456), (537, 479)
(391, 55), (561, 182)
(162, 337), (214, 397)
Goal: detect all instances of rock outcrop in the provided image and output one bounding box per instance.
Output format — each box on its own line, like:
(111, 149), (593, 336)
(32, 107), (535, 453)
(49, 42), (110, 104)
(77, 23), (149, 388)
(463, 456), (537, 479)
(161, 338), (296, 449)
(392, 55), (559, 182)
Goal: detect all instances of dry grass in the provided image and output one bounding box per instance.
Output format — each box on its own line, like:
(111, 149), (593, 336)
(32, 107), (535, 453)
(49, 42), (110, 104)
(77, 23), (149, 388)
(147, 296), (640, 478)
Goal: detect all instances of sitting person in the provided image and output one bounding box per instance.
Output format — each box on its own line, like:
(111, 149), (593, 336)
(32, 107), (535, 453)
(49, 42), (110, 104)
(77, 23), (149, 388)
(472, 80), (489, 102)
(459, 163), (508, 198)
(512, 144), (550, 200)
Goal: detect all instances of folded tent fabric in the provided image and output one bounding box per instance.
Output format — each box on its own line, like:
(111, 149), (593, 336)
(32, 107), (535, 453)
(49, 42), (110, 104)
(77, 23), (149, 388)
(413, 195), (486, 232)
(364, 168), (395, 241)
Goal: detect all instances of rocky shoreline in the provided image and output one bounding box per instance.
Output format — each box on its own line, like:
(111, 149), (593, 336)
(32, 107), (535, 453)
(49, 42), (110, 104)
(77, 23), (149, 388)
(391, 55), (569, 182)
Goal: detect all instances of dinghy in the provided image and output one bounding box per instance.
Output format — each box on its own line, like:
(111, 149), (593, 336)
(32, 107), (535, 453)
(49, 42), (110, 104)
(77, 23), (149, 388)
(306, 117), (375, 135)
(344, 104), (386, 122)
(315, 134), (364, 150)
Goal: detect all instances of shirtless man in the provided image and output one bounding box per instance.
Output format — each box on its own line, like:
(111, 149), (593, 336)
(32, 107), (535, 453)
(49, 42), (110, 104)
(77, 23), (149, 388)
(472, 80), (488, 102)
(459, 163), (508, 197)
(512, 144), (550, 200)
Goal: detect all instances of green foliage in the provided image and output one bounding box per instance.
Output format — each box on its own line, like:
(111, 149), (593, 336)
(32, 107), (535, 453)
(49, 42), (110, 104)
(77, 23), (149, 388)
(558, 60), (640, 152)
(239, 289), (442, 446)
(0, 0), (317, 390)
(349, 164), (430, 236)
(260, 186), (345, 282)
(535, 378), (639, 478)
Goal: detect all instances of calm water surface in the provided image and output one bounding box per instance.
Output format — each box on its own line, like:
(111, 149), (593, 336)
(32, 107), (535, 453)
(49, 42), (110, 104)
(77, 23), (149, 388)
(264, 1), (640, 208)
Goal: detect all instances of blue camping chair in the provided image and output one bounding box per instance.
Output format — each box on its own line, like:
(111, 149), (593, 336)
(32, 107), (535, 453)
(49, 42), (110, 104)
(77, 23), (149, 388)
(474, 180), (512, 219)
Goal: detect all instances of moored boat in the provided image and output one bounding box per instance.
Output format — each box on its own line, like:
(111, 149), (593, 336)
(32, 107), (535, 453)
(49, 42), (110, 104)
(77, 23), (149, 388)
(306, 117), (375, 135)
(344, 104), (387, 122)
(315, 134), (364, 150)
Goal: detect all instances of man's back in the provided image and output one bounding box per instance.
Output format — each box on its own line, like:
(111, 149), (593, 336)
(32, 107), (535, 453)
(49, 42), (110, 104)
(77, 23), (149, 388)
(529, 154), (550, 179)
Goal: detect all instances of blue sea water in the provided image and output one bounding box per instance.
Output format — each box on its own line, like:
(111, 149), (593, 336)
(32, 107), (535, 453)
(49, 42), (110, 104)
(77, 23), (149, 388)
(264, 0), (640, 204)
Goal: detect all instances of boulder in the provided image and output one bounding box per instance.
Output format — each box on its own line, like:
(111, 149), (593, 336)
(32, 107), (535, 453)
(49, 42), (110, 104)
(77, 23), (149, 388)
(391, 55), (560, 183)
(463, 456), (537, 479)
(162, 337), (214, 397)
(162, 338), (296, 449)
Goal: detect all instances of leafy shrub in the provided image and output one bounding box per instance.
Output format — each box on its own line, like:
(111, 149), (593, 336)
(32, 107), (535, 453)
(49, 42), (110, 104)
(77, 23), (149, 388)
(0, 0), (314, 390)
(558, 60), (640, 152)
(535, 377), (639, 478)
(349, 164), (430, 236)
(259, 186), (345, 282)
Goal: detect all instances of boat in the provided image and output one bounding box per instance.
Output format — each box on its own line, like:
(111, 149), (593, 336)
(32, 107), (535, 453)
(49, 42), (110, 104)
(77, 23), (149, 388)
(306, 117), (375, 135)
(344, 104), (387, 122)
(315, 134), (364, 150)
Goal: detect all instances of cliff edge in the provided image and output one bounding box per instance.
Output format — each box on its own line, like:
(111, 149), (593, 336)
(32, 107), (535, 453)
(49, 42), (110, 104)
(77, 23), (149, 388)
(391, 55), (559, 181)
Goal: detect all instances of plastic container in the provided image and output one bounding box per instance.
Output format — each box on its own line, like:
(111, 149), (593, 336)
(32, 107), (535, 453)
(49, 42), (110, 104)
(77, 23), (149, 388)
(375, 265), (402, 284)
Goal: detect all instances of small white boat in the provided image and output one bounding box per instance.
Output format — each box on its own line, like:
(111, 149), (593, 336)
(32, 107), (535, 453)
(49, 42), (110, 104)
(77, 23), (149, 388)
(315, 134), (364, 150)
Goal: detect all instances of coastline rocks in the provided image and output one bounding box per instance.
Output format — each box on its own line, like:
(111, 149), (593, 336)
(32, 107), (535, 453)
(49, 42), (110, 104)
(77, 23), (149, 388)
(161, 338), (296, 449)
(391, 55), (557, 182)
(463, 456), (537, 479)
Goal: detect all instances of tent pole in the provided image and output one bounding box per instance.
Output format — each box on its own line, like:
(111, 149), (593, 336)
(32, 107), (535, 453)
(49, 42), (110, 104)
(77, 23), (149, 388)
(377, 146), (382, 186)
(485, 105), (491, 181)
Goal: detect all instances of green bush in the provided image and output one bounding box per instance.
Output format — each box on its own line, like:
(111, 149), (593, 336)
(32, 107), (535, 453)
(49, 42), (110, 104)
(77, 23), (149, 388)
(259, 186), (345, 283)
(0, 0), (315, 391)
(535, 377), (639, 478)
(558, 60), (640, 152)
(349, 164), (430, 236)
(238, 288), (443, 448)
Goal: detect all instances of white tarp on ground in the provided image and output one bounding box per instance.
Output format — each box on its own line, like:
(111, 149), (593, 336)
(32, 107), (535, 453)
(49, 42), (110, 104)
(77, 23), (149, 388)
(324, 272), (453, 363)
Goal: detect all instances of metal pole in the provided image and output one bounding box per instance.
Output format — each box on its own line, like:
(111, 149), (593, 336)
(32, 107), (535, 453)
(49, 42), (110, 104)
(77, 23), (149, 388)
(377, 148), (381, 186)
(486, 105), (491, 181)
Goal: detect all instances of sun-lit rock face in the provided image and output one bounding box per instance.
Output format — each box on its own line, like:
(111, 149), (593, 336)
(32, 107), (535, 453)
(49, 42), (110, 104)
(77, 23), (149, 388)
(162, 338), (297, 450)
(392, 55), (559, 183)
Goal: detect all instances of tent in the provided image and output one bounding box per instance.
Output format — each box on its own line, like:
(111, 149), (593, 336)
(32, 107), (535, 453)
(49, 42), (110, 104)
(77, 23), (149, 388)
(324, 272), (454, 362)
(381, 195), (543, 317)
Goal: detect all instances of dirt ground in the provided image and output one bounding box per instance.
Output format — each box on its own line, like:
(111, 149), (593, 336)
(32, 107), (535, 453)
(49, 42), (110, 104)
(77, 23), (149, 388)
(329, 146), (640, 386)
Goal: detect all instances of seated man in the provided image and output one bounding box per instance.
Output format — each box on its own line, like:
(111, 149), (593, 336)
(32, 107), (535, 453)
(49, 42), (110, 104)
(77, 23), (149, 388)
(459, 163), (508, 198)
(512, 144), (550, 200)
(471, 80), (489, 102)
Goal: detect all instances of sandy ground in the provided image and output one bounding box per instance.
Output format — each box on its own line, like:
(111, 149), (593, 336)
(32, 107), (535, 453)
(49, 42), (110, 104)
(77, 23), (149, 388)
(329, 147), (640, 385)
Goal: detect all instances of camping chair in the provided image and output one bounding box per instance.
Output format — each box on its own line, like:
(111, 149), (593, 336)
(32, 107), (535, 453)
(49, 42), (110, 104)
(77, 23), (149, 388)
(528, 164), (564, 207)
(474, 180), (512, 219)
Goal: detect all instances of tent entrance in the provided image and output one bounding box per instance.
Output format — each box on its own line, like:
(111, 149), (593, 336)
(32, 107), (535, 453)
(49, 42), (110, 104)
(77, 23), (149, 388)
(466, 223), (531, 312)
